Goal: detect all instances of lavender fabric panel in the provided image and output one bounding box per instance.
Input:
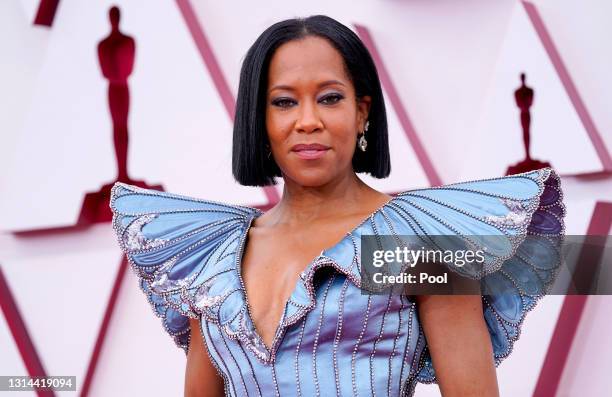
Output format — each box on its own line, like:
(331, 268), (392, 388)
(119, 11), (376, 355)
(108, 167), (566, 396)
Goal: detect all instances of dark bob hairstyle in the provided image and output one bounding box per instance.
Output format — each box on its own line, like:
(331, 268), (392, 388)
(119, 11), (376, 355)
(232, 14), (390, 186)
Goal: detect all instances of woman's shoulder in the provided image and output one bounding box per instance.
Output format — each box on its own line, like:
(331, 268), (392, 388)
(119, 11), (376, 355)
(108, 182), (260, 351)
(385, 167), (564, 235)
(109, 182), (262, 248)
(110, 182), (263, 221)
(323, 167), (565, 284)
(377, 167), (566, 384)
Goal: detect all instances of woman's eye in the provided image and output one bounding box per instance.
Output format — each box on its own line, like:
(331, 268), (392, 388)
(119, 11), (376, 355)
(271, 94), (343, 108)
(320, 93), (343, 105)
(271, 98), (295, 108)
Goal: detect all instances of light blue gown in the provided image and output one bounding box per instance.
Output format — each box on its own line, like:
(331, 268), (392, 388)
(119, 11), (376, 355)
(109, 167), (565, 396)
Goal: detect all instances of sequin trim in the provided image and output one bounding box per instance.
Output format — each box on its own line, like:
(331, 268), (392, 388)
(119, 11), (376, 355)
(412, 167), (566, 386)
(109, 166), (566, 392)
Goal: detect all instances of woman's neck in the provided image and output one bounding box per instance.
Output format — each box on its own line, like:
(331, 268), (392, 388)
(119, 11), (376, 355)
(258, 172), (388, 228)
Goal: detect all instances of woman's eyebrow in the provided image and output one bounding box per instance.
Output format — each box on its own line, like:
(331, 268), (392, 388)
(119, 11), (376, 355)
(268, 79), (346, 93)
(317, 79), (346, 88)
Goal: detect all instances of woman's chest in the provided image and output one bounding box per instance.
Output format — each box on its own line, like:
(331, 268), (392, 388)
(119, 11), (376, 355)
(239, 228), (338, 348)
(200, 274), (422, 397)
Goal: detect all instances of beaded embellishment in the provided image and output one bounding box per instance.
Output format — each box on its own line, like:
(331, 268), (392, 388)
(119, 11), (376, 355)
(109, 166), (565, 377)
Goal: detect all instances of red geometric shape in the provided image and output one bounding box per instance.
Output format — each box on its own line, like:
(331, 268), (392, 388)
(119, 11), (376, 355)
(533, 201), (612, 396)
(354, 23), (442, 187)
(33, 0), (60, 27)
(80, 256), (129, 397)
(523, 1), (612, 171)
(176, 0), (280, 204)
(0, 267), (55, 397)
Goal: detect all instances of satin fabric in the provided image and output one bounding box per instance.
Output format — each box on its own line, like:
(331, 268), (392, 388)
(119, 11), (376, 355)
(109, 167), (565, 396)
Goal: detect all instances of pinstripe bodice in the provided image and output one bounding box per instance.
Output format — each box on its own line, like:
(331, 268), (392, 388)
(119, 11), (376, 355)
(109, 167), (565, 396)
(201, 264), (426, 396)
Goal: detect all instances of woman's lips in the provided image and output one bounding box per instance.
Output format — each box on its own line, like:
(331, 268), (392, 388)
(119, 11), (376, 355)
(294, 149), (329, 159)
(291, 143), (330, 160)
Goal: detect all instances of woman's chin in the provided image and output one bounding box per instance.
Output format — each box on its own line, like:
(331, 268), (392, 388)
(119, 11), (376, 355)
(287, 171), (337, 188)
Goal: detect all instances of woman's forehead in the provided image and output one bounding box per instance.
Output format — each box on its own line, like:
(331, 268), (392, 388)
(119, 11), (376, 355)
(267, 36), (350, 88)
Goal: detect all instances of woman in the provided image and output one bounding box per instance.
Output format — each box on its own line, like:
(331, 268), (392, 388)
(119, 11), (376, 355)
(109, 15), (565, 396)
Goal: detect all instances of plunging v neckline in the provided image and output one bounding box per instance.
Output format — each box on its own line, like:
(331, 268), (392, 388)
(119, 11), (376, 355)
(234, 194), (398, 356)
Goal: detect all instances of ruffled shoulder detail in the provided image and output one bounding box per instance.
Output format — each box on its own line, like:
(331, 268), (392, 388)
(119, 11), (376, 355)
(388, 166), (564, 275)
(381, 167), (565, 384)
(281, 167), (565, 383)
(109, 182), (262, 352)
(265, 168), (563, 373)
(108, 166), (565, 371)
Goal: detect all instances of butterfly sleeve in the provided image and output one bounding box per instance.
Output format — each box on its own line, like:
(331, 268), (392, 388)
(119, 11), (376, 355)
(109, 182), (261, 352)
(386, 167), (565, 384)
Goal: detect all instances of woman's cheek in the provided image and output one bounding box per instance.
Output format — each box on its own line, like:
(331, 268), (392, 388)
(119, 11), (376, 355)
(334, 132), (357, 162)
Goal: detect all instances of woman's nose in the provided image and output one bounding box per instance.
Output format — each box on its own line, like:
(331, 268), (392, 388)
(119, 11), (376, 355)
(295, 100), (323, 133)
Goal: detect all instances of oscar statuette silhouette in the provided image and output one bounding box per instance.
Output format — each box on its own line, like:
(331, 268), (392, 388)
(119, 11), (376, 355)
(78, 6), (162, 224)
(506, 72), (552, 175)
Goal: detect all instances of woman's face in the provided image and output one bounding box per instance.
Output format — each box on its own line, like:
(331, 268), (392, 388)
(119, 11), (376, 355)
(265, 35), (371, 187)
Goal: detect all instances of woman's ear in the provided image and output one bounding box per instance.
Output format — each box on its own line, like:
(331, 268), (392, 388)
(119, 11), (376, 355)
(357, 95), (372, 131)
